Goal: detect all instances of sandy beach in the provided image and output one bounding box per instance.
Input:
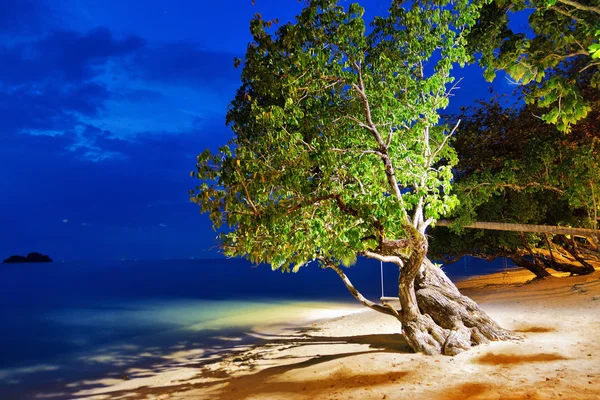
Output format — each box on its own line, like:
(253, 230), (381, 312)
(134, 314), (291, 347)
(60, 267), (600, 400)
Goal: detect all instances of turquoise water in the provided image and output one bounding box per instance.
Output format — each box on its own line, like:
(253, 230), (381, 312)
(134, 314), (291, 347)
(0, 257), (511, 398)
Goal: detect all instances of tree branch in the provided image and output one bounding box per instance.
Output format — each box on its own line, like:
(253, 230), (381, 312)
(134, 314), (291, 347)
(436, 253), (466, 265)
(234, 164), (259, 214)
(385, 124), (394, 149)
(562, 235), (596, 272)
(469, 182), (565, 195)
(353, 62), (382, 139)
(351, 62), (405, 205)
(287, 194), (340, 214)
(346, 113), (379, 134)
(430, 119), (460, 164)
(363, 251), (404, 267)
(331, 148), (383, 157)
(580, 62), (600, 73)
(422, 217), (435, 232)
(322, 259), (401, 317)
(557, 0), (600, 15)
(550, 5), (582, 21)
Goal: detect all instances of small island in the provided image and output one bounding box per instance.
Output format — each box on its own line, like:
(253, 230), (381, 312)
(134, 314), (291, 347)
(3, 252), (53, 263)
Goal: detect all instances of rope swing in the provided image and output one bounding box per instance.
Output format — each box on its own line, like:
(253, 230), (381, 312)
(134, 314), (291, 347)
(380, 260), (384, 298)
(380, 260), (399, 303)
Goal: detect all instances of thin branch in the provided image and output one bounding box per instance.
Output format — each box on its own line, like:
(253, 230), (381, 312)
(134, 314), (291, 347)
(421, 217), (434, 233)
(289, 70), (309, 86)
(351, 64), (404, 205)
(331, 148), (383, 157)
(287, 194), (340, 214)
(234, 165), (259, 214)
(356, 178), (367, 195)
(470, 182), (565, 195)
(346, 113), (379, 133)
(538, 50), (589, 63)
(430, 119), (460, 164)
(437, 253), (466, 265)
(322, 259), (401, 317)
(557, 0), (600, 15)
(282, 126), (316, 152)
(444, 77), (464, 101)
(580, 62), (600, 73)
(352, 63), (385, 148)
(550, 5), (582, 21)
(363, 251), (404, 267)
(385, 124), (394, 148)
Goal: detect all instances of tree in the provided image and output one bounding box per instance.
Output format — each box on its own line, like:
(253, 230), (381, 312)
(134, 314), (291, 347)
(467, 0), (600, 132)
(430, 69), (600, 278)
(191, 0), (515, 355)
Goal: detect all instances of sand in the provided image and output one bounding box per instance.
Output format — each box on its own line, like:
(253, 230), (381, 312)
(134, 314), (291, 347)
(65, 268), (600, 400)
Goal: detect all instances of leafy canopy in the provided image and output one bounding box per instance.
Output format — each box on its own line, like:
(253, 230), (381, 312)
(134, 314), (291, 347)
(467, 0), (600, 132)
(431, 73), (600, 262)
(191, 0), (483, 271)
(449, 70), (600, 231)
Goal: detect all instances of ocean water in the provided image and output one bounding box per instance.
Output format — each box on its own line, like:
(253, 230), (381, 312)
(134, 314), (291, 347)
(0, 256), (512, 398)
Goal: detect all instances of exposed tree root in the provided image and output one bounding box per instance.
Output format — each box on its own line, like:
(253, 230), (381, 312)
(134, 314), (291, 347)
(512, 255), (552, 279)
(541, 258), (595, 276)
(408, 258), (519, 355)
(326, 255), (518, 356)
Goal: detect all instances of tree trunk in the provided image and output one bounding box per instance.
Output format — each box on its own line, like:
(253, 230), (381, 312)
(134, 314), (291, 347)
(511, 255), (552, 279)
(396, 236), (450, 355)
(405, 258), (518, 355)
(330, 236), (517, 356)
(561, 236), (596, 275)
(514, 232), (552, 279)
(541, 258), (595, 276)
(395, 233), (517, 356)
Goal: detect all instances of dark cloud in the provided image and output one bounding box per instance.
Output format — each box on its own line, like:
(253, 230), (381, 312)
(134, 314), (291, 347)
(0, 83), (108, 135)
(0, 28), (144, 86)
(0, 25), (237, 147)
(133, 43), (239, 87)
(0, 27), (145, 146)
(0, 2), (244, 260)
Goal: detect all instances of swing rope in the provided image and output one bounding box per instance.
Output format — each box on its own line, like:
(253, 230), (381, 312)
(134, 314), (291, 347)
(380, 260), (384, 299)
(379, 261), (399, 302)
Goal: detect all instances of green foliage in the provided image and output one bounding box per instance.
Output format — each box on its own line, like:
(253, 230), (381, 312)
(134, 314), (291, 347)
(430, 78), (600, 261)
(191, 0), (482, 271)
(468, 0), (600, 132)
(590, 30), (600, 59)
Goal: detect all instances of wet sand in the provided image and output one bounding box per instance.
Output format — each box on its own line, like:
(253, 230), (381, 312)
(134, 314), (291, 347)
(54, 268), (600, 399)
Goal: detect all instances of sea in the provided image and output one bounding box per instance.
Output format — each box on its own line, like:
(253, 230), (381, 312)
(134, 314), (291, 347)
(0, 256), (513, 399)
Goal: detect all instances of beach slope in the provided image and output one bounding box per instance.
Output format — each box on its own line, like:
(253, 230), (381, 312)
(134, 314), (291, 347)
(73, 268), (600, 400)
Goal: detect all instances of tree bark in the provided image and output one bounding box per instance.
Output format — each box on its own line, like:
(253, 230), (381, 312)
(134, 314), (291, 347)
(548, 236), (597, 275)
(396, 235), (451, 355)
(511, 255), (552, 279)
(563, 236), (596, 274)
(331, 231), (517, 356)
(515, 232), (552, 279)
(540, 258), (594, 275)
(410, 258), (518, 355)
(392, 231), (517, 355)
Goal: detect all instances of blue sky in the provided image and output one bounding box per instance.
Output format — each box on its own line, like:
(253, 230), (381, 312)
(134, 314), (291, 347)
(0, 0), (515, 261)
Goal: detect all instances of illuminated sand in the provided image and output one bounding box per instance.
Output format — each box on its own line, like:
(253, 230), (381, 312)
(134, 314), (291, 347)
(60, 269), (600, 399)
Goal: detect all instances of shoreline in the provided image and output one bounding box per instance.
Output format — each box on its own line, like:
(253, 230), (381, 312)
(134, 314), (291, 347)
(26, 268), (600, 399)
(16, 301), (365, 400)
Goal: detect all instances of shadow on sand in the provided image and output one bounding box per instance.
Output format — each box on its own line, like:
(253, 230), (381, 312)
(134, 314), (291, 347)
(13, 325), (412, 400)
